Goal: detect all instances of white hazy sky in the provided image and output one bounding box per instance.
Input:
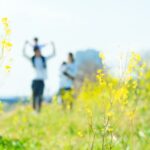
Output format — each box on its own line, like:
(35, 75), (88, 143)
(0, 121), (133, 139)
(0, 0), (150, 96)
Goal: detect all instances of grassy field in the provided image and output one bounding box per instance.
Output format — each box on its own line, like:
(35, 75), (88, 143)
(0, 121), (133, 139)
(0, 97), (150, 150)
(0, 53), (150, 150)
(0, 103), (99, 150)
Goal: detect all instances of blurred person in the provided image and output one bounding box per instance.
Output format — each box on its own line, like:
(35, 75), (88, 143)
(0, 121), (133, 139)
(26, 37), (50, 52)
(58, 61), (67, 104)
(23, 40), (56, 112)
(58, 53), (77, 109)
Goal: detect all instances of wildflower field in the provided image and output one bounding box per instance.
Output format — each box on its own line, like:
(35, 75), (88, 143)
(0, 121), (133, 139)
(0, 50), (150, 150)
(0, 17), (150, 150)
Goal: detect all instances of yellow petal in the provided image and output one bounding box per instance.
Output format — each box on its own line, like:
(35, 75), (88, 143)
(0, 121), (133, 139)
(5, 65), (11, 72)
(5, 29), (11, 35)
(99, 53), (105, 60)
(1, 17), (8, 24)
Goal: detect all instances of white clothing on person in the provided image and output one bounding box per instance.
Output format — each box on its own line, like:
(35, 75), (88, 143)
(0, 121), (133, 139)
(59, 62), (77, 89)
(59, 64), (68, 88)
(33, 57), (48, 80)
(23, 50), (55, 81)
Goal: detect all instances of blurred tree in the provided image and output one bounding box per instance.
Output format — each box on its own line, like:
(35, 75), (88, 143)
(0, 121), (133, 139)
(74, 49), (103, 90)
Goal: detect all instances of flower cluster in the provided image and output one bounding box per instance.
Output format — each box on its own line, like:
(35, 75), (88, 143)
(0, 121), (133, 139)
(77, 52), (147, 149)
(0, 17), (12, 72)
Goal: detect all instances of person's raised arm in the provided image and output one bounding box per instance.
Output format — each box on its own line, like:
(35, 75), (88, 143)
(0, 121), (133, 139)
(23, 41), (30, 60)
(47, 41), (56, 60)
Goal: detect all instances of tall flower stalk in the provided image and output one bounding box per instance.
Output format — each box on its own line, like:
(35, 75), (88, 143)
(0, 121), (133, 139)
(0, 17), (12, 72)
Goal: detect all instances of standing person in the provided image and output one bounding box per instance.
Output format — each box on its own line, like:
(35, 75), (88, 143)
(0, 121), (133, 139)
(23, 41), (56, 112)
(59, 53), (77, 109)
(58, 61), (68, 104)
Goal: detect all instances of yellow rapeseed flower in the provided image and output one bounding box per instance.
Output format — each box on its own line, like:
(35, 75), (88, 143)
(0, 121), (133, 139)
(1, 39), (7, 46)
(107, 112), (113, 118)
(107, 127), (113, 133)
(5, 29), (11, 35)
(6, 41), (13, 48)
(99, 53), (105, 60)
(77, 131), (83, 137)
(5, 65), (11, 72)
(1, 17), (8, 24)
(0, 40), (13, 49)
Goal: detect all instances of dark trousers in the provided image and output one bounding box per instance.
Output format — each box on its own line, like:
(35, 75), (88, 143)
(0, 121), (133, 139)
(32, 80), (45, 112)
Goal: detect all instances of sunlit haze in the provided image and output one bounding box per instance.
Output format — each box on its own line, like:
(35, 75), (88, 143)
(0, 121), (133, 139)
(0, 0), (150, 96)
